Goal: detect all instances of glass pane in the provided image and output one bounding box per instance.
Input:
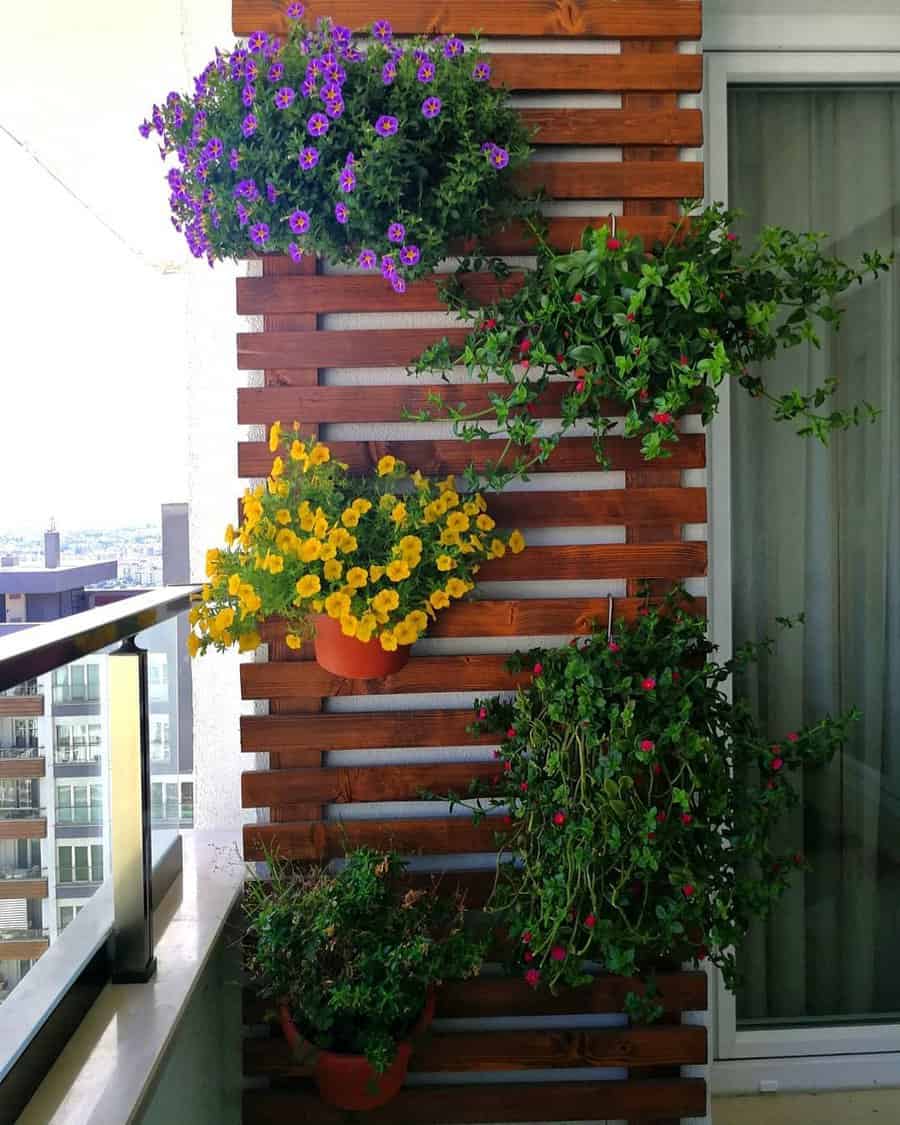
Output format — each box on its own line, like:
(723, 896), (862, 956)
(729, 85), (900, 1027)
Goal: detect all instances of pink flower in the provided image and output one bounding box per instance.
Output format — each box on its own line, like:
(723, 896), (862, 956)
(641, 677), (656, 691)
(478, 707), (488, 720)
(652, 411), (673, 425)
(656, 812), (667, 823)
(503, 760), (512, 773)
(726, 232), (737, 241)
(584, 914), (596, 928)
(608, 641), (620, 653)
(682, 883), (695, 898)
(519, 781), (528, 792)
(640, 739), (655, 753)
(575, 380), (585, 393)
(552, 810), (566, 827)
(524, 950), (534, 962)
(626, 313), (635, 322)
(519, 338), (532, 354)
(525, 968), (541, 987)
(679, 354), (688, 366)
(787, 732), (799, 743)
(607, 237), (621, 250)
(502, 814), (512, 826)
(573, 292), (583, 304)
(550, 945), (567, 962)
(770, 757), (784, 772)
(533, 662), (543, 677)
(521, 931), (532, 944)
(681, 813), (693, 826)
(507, 727), (516, 740)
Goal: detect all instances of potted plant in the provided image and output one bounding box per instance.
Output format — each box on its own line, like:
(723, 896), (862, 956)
(140, 4), (533, 289)
(450, 593), (858, 1008)
(189, 427), (524, 677)
(410, 204), (893, 486)
(243, 848), (485, 1110)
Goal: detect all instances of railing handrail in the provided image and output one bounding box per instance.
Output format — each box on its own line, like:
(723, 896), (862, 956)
(0, 586), (199, 692)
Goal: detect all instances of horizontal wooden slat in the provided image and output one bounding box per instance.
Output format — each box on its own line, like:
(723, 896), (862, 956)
(480, 541), (707, 580)
(516, 159), (703, 200)
(520, 106), (702, 145)
(239, 434), (706, 475)
(494, 53), (702, 92)
(0, 878), (48, 900)
(243, 815), (502, 861)
(481, 214), (687, 254)
(242, 1078), (707, 1124)
(233, 1), (703, 39)
(245, 1023), (706, 1076)
(238, 328), (469, 370)
(0, 697), (43, 717)
(0, 939), (49, 959)
(242, 708), (493, 753)
(0, 757), (45, 779)
(0, 819), (46, 840)
(243, 761), (497, 808)
(439, 972), (709, 1017)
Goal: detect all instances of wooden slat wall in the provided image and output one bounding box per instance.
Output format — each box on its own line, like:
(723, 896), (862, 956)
(234, 2), (707, 1121)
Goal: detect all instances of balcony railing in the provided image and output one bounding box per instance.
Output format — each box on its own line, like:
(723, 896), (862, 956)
(0, 866), (45, 880)
(0, 746), (41, 760)
(0, 681), (38, 697)
(0, 586), (197, 1122)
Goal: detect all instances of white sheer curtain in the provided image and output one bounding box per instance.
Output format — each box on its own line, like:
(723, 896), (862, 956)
(728, 86), (900, 1025)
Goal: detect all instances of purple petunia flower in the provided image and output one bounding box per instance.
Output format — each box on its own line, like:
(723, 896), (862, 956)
(268, 61), (285, 82)
(298, 146), (319, 169)
(417, 61), (435, 83)
(266, 181), (279, 203)
(233, 178), (260, 201)
(306, 59), (323, 81)
(249, 222), (270, 246)
(242, 83), (256, 106)
(372, 18), (392, 42)
(489, 145), (510, 169)
(325, 62), (346, 84)
(375, 115), (398, 137)
(274, 86), (296, 109)
(247, 30), (267, 53)
(400, 244), (421, 266)
(391, 273), (407, 294)
(444, 37), (465, 58)
(472, 61), (491, 81)
(301, 77), (317, 98)
(331, 24), (352, 48)
(381, 60), (397, 85)
(339, 167), (356, 192)
(334, 201), (349, 224)
(229, 147), (241, 170)
(413, 48), (428, 64)
(387, 222), (406, 244)
(235, 202), (249, 226)
(307, 113), (330, 136)
(242, 113), (258, 137)
(320, 82), (341, 104)
(344, 45), (363, 62)
(138, 120), (151, 138)
(264, 37), (281, 59)
(245, 58), (259, 81)
(345, 151), (355, 165)
(422, 96), (442, 118)
(358, 248), (377, 270)
(289, 209), (311, 234)
(204, 136), (224, 160)
(381, 254), (397, 278)
(325, 98), (344, 119)
(286, 1), (304, 19)
(288, 242), (304, 261)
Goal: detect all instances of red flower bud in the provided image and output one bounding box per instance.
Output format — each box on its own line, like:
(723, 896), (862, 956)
(556, 353), (565, 364)
(503, 760), (512, 772)
(492, 749), (501, 760)
(575, 380), (585, 393)
(502, 814), (512, 826)
(584, 914), (596, 929)
(519, 781), (528, 792)
(551, 945), (567, 962)
(484, 317), (496, 330)
(726, 232), (737, 241)
(572, 292), (583, 304)
(526, 403), (537, 415)
(640, 739), (655, 753)
(771, 757), (784, 772)
(647, 832), (656, 841)
(519, 337), (532, 354)
(787, 732), (799, 743)
(656, 812), (667, 823)
(626, 313), (635, 322)
(683, 883), (695, 898)
(552, 810), (566, 827)
(607, 237), (621, 250)
(793, 852), (804, 866)
(524, 968), (541, 987)
(641, 677), (656, 691)
(653, 764), (663, 776)
(679, 354), (688, 366)
(523, 950), (534, 962)
(521, 931), (531, 944)
(652, 411), (673, 425)
(608, 641), (620, 653)
(681, 813), (693, 826)
(533, 662), (543, 677)
(506, 727), (516, 740)
(639, 388), (649, 400)
(479, 707), (488, 720)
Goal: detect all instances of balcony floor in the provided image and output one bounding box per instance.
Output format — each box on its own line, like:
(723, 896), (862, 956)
(714, 1089), (900, 1123)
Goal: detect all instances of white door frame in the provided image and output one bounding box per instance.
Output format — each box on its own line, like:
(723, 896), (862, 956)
(704, 49), (900, 1093)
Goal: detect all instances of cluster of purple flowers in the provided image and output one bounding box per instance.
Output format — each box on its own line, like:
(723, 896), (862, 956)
(139, 4), (520, 283)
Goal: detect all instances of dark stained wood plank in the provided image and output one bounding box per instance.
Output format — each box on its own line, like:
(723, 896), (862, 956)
(234, 1), (703, 39)
(478, 541), (707, 581)
(239, 434), (706, 476)
(521, 106), (702, 145)
(242, 1078), (708, 1124)
(484, 487), (707, 527)
(243, 815), (503, 860)
(241, 708), (493, 753)
(237, 328), (469, 371)
(0, 878), (48, 901)
(245, 1024), (707, 1075)
(515, 159), (703, 200)
(242, 761), (497, 808)
(493, 53), (702, 92)
(480, 213), (688, 254)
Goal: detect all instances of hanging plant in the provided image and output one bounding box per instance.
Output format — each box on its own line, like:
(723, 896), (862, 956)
(409, 203), (892, 487)
(189, 428), (524, 675)
(448, 594), (857, 1005)
(140, 3), (533, 290)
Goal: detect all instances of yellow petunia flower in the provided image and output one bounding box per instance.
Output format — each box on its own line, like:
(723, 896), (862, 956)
(400, 535), (423, 555)
(299, 538), (323, 562)
(285, 633), (303, 650)
(369, 564), (385, 582)
(436, 555), (455, 572)
(224, 523), (237, 546)
(438, 474), (456, 494)
(446, 511), (470, 533)
(394, 621), (418, 646)
(325, 592), (351, 620)
(289, 440), (308, 463)
(268, 421), (282, 453)
(275, 509), (292, 525)
(268, 554), (285, 574)
(442, 490), (460, 509)
(386, 560), (410, 582)
(311, 598), (324, 612)
(323, 559), (343, 582)
(476, 514), (496, 532)
(313, 516), (329, 539)
(391, 502), (407, 525)
(187, 632), (201, 657)
(377, 455), (397, 476)
(346, 566), (368, 590)
(275, 529), (297, 554)
(340, 614), (359, 638)
(270, 457), (284, 479)
(356, 618), (375, 644)
(340, 535), (358, 554)
(411, 470), (428, 491)
(446, 578), (467, 599)
(490, 538), (506, 559)
(189, 606), (201, 626)
(308, 443), (331, 467)
(238, 631), (261, 653)
(372, 588), (400, 614)
(463, 501), (479, 516)
(439, 528), (461, 547)
(406, 610), (428, 633)
(319, 541), (337, 561)
(341, 508), (360, 528)
(352, 498), (373, 515)
(239, 585), (262, 614)
(509, 530), (526, 555)
(379, 630), (399, 652)
(429, 589), (450, 610)
(295, 574), (322, 599)
(205, 549), (220, 578)
(228, 573), (242, 596)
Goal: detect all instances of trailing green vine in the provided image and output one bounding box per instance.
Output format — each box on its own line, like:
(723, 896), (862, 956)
(409, 203), (892, 488)
(448, 593), (857, 996)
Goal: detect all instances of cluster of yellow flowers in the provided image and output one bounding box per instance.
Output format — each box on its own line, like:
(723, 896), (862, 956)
(188, 426), (524, 656)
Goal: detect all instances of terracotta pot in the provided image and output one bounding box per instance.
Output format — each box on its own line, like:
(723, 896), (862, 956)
(278, 991), (435, 1112)
(313, 614), (410, 680)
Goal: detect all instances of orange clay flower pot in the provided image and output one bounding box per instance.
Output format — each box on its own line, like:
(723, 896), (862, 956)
(313, 614), (410, 679)
(278, 989), (436, 1112)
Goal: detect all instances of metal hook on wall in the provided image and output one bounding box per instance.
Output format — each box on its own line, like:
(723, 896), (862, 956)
(609, 212), (617, 240)
(607, 596), (615, 642)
